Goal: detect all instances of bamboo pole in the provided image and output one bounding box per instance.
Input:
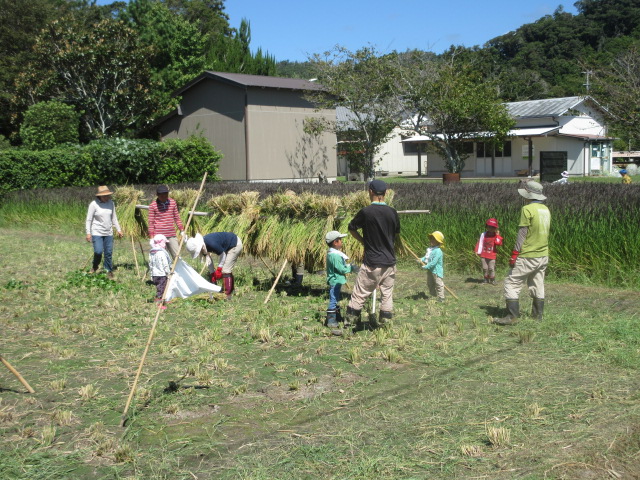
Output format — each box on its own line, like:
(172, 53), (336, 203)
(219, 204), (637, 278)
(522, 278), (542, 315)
(259, 256), (277, 277)
(130, 236), (140, 277)
(0, 354), (35, 393)
(121, 172), (208, 427)
(264, 259), (288, 305)
(401, 237), (459, 300)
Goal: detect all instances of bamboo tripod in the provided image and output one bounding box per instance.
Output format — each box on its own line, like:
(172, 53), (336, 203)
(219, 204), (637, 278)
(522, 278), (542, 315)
(401, 238), (459, 300)
(121, 172), (208, 427)
(0, 354), (35, 393)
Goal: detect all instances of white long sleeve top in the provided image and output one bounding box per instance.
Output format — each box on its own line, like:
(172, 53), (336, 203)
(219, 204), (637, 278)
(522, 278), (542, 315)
(85, 199), (121, 236)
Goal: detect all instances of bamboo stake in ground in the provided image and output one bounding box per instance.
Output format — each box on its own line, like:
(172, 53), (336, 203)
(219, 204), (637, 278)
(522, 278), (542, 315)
(401, 238), (459, 301)
(130, 236), (140, 277)
(264, 259), (288, 304)
(0, 354), (35, 393)
(121, 172), (208, 427)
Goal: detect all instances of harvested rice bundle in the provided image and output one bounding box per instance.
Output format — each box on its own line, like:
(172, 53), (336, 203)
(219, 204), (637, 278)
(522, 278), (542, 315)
(202, 192), (261, 239)
(114, 186), (147, 240)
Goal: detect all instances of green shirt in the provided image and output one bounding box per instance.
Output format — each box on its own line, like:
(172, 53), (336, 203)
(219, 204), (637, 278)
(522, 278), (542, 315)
(519, 202), (550, 258)
(326, 249), (352, 286)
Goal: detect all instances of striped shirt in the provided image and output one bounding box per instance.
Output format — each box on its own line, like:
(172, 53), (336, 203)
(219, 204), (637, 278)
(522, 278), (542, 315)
(148, 198), (184, 238)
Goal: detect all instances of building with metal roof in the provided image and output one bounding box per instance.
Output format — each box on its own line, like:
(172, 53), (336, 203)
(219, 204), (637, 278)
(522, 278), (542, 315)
(156, 72), (336, 182)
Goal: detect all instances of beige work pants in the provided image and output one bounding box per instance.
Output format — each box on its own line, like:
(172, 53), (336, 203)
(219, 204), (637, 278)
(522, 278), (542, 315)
(348, 264), (396, 312)
(503, 256), (548, 300)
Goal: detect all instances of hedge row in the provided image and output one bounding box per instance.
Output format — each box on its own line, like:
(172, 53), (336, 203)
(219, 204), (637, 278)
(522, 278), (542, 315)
(0, 136), (221, 194)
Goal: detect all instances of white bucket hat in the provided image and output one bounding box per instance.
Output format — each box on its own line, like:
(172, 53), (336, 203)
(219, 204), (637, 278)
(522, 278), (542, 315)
(185, 233), (205, 259)
(518, 180), (546, 201)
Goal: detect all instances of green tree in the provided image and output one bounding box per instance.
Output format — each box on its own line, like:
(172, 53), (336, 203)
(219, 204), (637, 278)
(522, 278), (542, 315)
(124, 0), (207, 100)
(15, 16), (163, 139)
(397, 57), (514, 174)
(592, 45), (640, 148)
(309, 46), (401, 179)
(206, 19), (277, 76)
(20, 100), (80, 150)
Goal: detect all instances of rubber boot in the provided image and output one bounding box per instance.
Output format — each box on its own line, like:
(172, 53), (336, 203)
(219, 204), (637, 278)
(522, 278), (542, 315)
(222, 273), (234, 300)
(493, 299), (520, 325)
(335, 305), (343, 323)
(489, 277), (497, 286)
(531, 298), (544, 321)
(376, 310), (393, 329)
(344, 306), (361, 330)
(326, 310), (339, 328)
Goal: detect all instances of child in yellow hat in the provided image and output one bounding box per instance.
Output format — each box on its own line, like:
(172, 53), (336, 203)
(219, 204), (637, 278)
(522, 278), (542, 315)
(421, 231), (445, 302)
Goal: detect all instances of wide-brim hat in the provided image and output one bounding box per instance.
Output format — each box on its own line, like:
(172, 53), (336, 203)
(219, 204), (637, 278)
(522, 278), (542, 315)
(486, 218), (499, 228)
(326, 230), (348, 244)
(150, 234), (167, 250)
(96, 185), (113, 196)
(518, 180), (546, 201)
(429, 231), (445, 245)
(185, 233), (205, 259)
(561, 171), (569, 178)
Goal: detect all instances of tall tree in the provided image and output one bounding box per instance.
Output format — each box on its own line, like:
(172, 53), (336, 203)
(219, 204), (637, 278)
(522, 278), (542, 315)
(14, 16), (163, 139)
(309, 47), (402, 179)
(397, 56), (514, 174)
(592, 45), (640, 149)
(124, 0), (207, 100)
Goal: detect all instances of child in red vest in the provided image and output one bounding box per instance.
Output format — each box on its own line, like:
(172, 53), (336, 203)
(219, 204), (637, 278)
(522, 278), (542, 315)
(475, 218), (503, 285)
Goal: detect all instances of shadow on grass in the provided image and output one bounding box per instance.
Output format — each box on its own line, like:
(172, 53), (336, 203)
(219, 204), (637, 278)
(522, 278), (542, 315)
(479, 304), (505, 317)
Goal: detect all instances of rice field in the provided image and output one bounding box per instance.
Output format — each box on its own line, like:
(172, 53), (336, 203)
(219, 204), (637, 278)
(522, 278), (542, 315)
(2, 181), (638, 287)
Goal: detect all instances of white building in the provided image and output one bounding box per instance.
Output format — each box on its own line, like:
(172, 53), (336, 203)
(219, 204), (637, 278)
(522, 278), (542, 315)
(339, 96), (613, 181)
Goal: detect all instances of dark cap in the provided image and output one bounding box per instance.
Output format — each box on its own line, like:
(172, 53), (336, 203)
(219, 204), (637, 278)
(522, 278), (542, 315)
(368, 179), (387, 194)
(156, 185), (170, 194)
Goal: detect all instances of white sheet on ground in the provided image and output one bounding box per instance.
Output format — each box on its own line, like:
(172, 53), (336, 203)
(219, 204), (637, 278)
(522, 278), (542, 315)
(165, 259), (221, 301)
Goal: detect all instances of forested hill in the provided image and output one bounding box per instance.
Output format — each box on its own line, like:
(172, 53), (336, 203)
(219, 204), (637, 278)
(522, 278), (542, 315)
(278, 0), (640, 102)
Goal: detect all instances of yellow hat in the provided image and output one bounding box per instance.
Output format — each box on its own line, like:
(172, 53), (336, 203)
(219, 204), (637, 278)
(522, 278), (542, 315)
(429, 231), (445, 245)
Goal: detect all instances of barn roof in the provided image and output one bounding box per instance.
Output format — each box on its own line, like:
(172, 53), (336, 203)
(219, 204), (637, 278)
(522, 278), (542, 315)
(505, 96), (599, 118)
(174, 71), (324, 96)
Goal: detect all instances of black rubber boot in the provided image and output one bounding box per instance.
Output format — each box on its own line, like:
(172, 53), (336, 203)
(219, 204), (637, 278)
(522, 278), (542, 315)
(335, 305), (343, 323)
(376, 310), (393, 329)
(326, 310), (339, 328)
(344, 306), (361, 330)
(493, 299), (520, 325)
(531, 298), (544, 321)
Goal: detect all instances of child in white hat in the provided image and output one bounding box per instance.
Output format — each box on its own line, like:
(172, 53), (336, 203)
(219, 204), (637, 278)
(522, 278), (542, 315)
(149, 234), (171, 308)
(325, 230), (357, 329)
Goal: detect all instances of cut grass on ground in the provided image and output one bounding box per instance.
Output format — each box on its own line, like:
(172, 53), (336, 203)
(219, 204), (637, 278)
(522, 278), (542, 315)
(1, 227), (639, 479)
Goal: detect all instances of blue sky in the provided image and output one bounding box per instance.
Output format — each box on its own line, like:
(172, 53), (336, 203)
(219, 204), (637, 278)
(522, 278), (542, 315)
(224, 0), (579, 62)
(97, 0), (579, 62)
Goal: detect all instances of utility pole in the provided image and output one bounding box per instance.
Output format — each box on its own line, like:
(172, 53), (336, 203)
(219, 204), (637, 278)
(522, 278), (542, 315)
(582, 70), (593, 94)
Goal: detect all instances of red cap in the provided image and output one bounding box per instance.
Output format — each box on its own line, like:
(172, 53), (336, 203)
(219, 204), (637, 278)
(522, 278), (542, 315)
(486, 218), (498, 228)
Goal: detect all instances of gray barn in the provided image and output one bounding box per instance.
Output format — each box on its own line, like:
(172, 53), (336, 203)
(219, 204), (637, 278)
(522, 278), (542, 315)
(156, 71), (337, 182)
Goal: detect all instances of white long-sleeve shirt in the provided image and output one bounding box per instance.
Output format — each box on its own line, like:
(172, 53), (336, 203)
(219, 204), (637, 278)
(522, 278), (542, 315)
(85, 199), (121, 236)
(149, 247), (171, 277)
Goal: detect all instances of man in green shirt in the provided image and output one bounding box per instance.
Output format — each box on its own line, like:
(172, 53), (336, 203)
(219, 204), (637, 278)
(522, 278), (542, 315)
(494, 180), (550, 325)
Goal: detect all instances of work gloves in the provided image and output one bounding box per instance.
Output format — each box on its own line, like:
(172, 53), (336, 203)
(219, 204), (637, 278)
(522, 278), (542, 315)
(350, 264), (360, 274)
(213, 266), (223, 281)
(509, 250), (520, 267)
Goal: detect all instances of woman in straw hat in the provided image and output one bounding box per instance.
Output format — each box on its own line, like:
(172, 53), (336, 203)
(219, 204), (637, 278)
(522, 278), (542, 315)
(85, 186), (123, 279)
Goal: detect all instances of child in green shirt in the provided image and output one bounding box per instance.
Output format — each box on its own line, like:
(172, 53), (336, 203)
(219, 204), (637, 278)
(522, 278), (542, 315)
(325, 231), (356, 328)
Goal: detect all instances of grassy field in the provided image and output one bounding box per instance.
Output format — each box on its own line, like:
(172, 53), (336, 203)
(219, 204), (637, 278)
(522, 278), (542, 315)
(1, 224), (640, 479)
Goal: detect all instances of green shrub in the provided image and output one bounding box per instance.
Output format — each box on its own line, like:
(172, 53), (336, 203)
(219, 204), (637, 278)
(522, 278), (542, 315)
(158, 135), (221, 183)
(20, 101), (80, 150)
(0, 147), (93, 194)
(83, 137), (162, 185)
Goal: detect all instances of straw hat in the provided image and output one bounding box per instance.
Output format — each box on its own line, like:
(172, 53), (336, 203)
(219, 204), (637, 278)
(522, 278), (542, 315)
(96, 186), (113, 196)
(517, 180), (546, 201)
(429, 231), (445, 245)
(185, 233), (205, 259)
